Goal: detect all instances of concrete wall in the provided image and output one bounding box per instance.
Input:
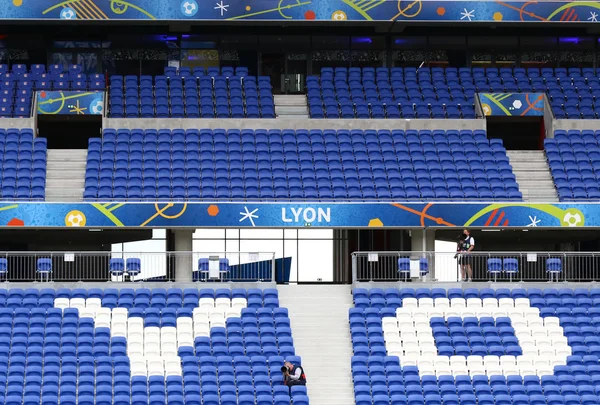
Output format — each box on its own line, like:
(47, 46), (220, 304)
(543, 94), (554, 138)
(0, 118), (36, 130)
(103, 117), (486, 131)
(553, 119), (600, 131)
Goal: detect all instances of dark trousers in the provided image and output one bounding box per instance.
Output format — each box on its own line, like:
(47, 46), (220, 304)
(285, 377), (306, 394)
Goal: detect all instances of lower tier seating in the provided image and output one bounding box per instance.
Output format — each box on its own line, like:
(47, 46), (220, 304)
(84, 128), (521, 201)
(351, 287), (600, 405)
(0, 128), (46, 200)
(0, 288), (309, 405)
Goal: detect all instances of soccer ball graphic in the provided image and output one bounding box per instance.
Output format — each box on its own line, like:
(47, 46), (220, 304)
(65, 210), (86, 227)
(89, 99), (104, 115)
(60, 7), (77, 20)
(512, 100), (522, 109)
(563, 210), (583, 227)
(331, 10), (347, 20)
(181, 0), (199, 16)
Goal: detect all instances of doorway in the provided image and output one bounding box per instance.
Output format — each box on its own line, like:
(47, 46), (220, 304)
(37, 115), (102, 149)
(485, 117), (545, 150)
(261, 53), (307, 94)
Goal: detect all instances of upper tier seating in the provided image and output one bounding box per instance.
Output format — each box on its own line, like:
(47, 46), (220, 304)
(0, 287), (308, 405)
(309, 67), (600, 119)
(351, 287), (600, 405)
(0, 128), (46, 200)
(107, 66), (275, 118)
(83, 128), (521, 201)
(0, 64), (104, 118)
(545, 130), (600, 201)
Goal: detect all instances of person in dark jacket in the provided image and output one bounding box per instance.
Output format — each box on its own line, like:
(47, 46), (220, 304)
(282, 360), (307, 390)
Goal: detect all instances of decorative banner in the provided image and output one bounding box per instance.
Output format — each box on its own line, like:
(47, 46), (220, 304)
(480, 93), (545, 117)
(3, 0), (600, 22)
(36, 91), (104, 116)
(0, 202), (593, 228)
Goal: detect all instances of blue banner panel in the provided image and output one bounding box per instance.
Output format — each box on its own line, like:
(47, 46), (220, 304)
(0, 202), (593, 228)
(479, 93), (545, 117)
(36, 91), (104, 115)
(3, 0), (600, 22)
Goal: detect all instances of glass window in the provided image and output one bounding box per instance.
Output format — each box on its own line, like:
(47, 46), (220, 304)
(298, 239), (333, 281)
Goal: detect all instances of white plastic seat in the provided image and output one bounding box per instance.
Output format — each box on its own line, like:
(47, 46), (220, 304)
(466, 298), (482, 308)
(510, 316), (527, 329)
(491, 309), (508, 318)
(452, 365), (469, 376)
(384, 332), (401, 343)
(507, 308), (524, 318)
(402, 341), (420, 353)
(433, 298), (449, 308)
(476, 309), (492, 318)
(199, 298), (215, 308)
(485, 365), (503, 376)
(428, 310), (444, 319)
(231, 297), (247, 309)
(193, 322), (210, 337)
(519, 366), (537, 376)
(434, 358), (450, 369)
(147, 358), (165, 376)
(215, 297), (231, 309)
(165, 358), (182, 376)
(523, 307), (540, 318)
(79, 308), (96, 320)
(536, 366), (554, 376)
(400, 353), (418, 366)
(450, 356), (466, 367)
(396, 313), (413, 326)
(461, 310), (476, 318)
(226, 308), (241, 318)
(500, 355), (516, 367)
(516, 358), (533, 368)
(127, 342), (144, 357)
(419, 298), (434, 308)
(443, 310), (460, 318)
(514, 298), (530, 308)
(54, 297), (69, 310)
(528, 318), (544, 329)
(161, 342), (178, 357)
(402, 298), (418, 308)
(498, 298), (514, 308)
(435, 365), (452, 376)
(113, 307), (128, 317)
(467, 355), (483, 367)
(130, 356), (147, 376)
(468, 364), (486, 376)
(544, 317), (560, 327)
(386, 341), (403, 353)
(421, 347), (437, 358)
(144, 342), (161, 358)
(111, 321), (127, 337)
(419, 364), (436, 376)
(450, 298), (466, 308)
(209, 309), (225, 322)
(95, 314), (111, 328)
(531, 327), (547, 337)
(69, 297), (86, 309)
(520, 344), (538, 357)
(483, 355), (500, 367)
(482, 298), (498, 308)
(382, 318), (398, 328)
(85, 297), (102, 308)
(502, 366), (520, 376)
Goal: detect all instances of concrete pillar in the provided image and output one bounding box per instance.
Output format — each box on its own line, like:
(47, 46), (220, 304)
(173, 229), (193, 282)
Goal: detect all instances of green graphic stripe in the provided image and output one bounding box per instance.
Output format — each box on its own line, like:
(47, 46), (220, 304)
(92, 203), (124, 226)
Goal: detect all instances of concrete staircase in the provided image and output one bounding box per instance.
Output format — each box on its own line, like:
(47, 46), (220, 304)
(45, 149), (87, 202)
(506, 150), (558, 202)
(274, 95), (308, 119)
(278, 285), (355, 405)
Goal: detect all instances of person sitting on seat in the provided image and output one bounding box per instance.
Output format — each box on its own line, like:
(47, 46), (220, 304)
(281, 360), (307, 390)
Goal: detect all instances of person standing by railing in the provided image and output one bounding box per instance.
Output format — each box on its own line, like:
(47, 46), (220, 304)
(457, 229), (475, 282)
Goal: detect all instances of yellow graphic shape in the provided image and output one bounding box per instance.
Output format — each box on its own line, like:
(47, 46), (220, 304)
(68, 99), (87, 114)
(493, 11), (503, 21)
(481, 103), (492, 116)
(140, 203), (188, 227)
(43, 0), (155, 19)
(391, 0), (422, 21)
(65, 210), (86, 227)
(92, 203), (125, 226)
(547, 2), (600, 20)
(332, 10), (347, 20)
(463, 204), (581, 228)
(227, 0), (310, 20)
(562, 208), (584, 227)
(341, 0), (386, 20)
(368, 218), (383, 227)
(13, 0), (22, 6)
(481, 94), (512, 116)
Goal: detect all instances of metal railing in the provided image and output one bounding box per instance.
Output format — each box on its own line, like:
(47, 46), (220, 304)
(0, 251), (275, 282)
(352, 251), (600, 283)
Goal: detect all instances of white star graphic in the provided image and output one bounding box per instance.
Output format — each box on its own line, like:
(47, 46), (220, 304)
(460, 8), (475, 21)
(589, 11), (598, 22)
(214, 0), (229, 16)
(239, 206), (259, 227)
(527, 215), (541, 227)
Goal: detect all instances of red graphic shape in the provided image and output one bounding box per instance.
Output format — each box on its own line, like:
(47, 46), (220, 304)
(304, 10), (316, 19)
(7, 218), (24, 226)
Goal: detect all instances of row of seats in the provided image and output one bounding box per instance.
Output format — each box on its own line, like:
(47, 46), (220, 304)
(83, 128), (520, 201)
(108, 68), (274, 118)
(311, 66), (600, 119)
(352, 287), (600, 299)
(0, 129), (46, 200)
